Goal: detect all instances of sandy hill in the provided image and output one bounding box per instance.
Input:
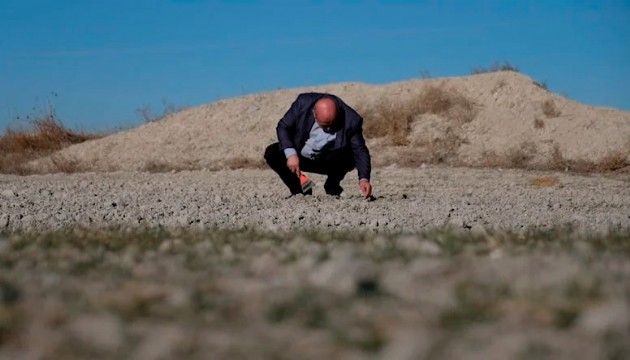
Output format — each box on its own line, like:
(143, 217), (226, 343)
(32, 71), (630, 173)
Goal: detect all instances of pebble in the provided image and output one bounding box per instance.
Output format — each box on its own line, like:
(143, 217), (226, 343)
(69, 314), (124, 353)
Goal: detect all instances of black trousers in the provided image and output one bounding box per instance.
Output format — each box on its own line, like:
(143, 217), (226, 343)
(264, 143), (356, 195)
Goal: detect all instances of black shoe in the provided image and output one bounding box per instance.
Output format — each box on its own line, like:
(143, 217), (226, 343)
(285, 189), (312, 199)
(324, 183), (343, 196)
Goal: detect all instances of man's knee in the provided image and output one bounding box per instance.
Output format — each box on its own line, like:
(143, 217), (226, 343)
(264, 143), (281, 163)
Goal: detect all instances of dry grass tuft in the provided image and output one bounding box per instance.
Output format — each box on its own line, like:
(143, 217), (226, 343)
(141, 161), (200, 173)
(529, 176), (559, 187)
(0, 110), (101, 174)
(360, 85), (476, 148)
(225, 157), (267, 170)
(549, 144), (629, 173)
(480, 142), (537, 169)
(141, 157), (266, 173)
(471, 61), (520, 74)
(478, 143), (629, 173)
(418, 86), (477, 124)
(542, 100), (561, 118)
(361, 97), (414, 145)
(49, 154), (86, 174)
(534, 118), (545, 129)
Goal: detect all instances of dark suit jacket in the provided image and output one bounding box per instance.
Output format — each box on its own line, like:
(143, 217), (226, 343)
(276, 93), (371, 180)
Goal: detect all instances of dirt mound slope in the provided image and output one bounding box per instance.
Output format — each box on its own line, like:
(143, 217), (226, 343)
(29, 72), (630, 173)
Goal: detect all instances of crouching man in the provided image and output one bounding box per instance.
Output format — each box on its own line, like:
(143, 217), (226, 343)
(264, 93), (373, 198)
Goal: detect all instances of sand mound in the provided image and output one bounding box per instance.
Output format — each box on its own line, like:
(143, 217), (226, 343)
(30, 72), (630, 172)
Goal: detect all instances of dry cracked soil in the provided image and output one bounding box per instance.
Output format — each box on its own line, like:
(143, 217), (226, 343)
(1, 166), (629, 359)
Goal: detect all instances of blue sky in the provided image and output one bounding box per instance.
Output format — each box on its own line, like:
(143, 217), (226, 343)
(1, 0), (628, 131)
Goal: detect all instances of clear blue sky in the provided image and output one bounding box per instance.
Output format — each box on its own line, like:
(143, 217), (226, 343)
(1, 0), (629, 132)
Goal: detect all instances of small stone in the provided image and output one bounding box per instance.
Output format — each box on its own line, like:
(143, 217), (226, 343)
(489, 248), (504, 259)
(578, 301), (629, 332)
(69, 314), (124, 353)
(372, 236), (388, 249)
(1, 190), (15, 198)
(21, 215), (34, 224)
(176, 216), (190, 226)
(250, 253), (279, 276)
(447, 216), (464, 228)
(417, 241), (441, 256)
(0, 214), (8, 228)
(158, 240), (173, 253)
(470, 224), (487, 237)
(397, 235), (422, 252)
(379, 328), (430, 360)
(132, 325), (185, 360)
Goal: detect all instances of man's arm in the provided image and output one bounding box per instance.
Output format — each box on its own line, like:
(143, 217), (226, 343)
(349, 117), (371, 181)
(277, 95), (305, 175)
(276, 95), (305, 154)
(349, 118), (373, 198)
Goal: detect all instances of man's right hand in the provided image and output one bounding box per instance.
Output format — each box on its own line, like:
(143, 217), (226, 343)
(287, 155), (300, 176)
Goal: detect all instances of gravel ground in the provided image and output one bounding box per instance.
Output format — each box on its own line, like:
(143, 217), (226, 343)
(1, 166), (629, 232)
(1, 166), (629, 359)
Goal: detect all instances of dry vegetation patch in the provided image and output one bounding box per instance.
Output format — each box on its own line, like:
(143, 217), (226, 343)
(542, 99), (562, 118)
(0, 111), (101, 174)
(361, 84), (477, 145)
(550, 144), (630, 173)
(470, 61), (520, 74)
(359, 85), (476, 165)
(529, 176), (560, 187)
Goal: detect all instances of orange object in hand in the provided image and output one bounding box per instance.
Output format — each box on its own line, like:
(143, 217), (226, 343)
(300, 174), (314, 193)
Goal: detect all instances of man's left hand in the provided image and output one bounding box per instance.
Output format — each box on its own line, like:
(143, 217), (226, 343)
(359, 180), (372, 199)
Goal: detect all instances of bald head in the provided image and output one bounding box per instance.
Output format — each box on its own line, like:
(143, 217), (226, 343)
(313, 98), (337, 131)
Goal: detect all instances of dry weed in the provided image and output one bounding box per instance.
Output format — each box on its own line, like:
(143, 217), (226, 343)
(534, 118), (545, 129)
(383, 147), (434, 167)
(50, 154), (85, 174)
(225, 157), (267, 170)
(136, 99), (187, 123)
(361, 98), (414, 145)
(529, 176), (559, 187)
(0, 111), (101, 174)
(542, 100), (561, 118)
(478, 142), (537, 169)
(549, 144), (629, 173)
(423, 129), (467, 164)
(360, 85), (476, 151)
(141, 161), (200, 173)
(418, 85), (477, 124)
(534, 80), (549, 91)
(492, 79), (507, 94)
(471, 61), (520, 74)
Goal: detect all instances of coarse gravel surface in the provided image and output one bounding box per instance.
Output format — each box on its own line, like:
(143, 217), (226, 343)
(1, 166), (629, 232)
(1, 167), (629, 359)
